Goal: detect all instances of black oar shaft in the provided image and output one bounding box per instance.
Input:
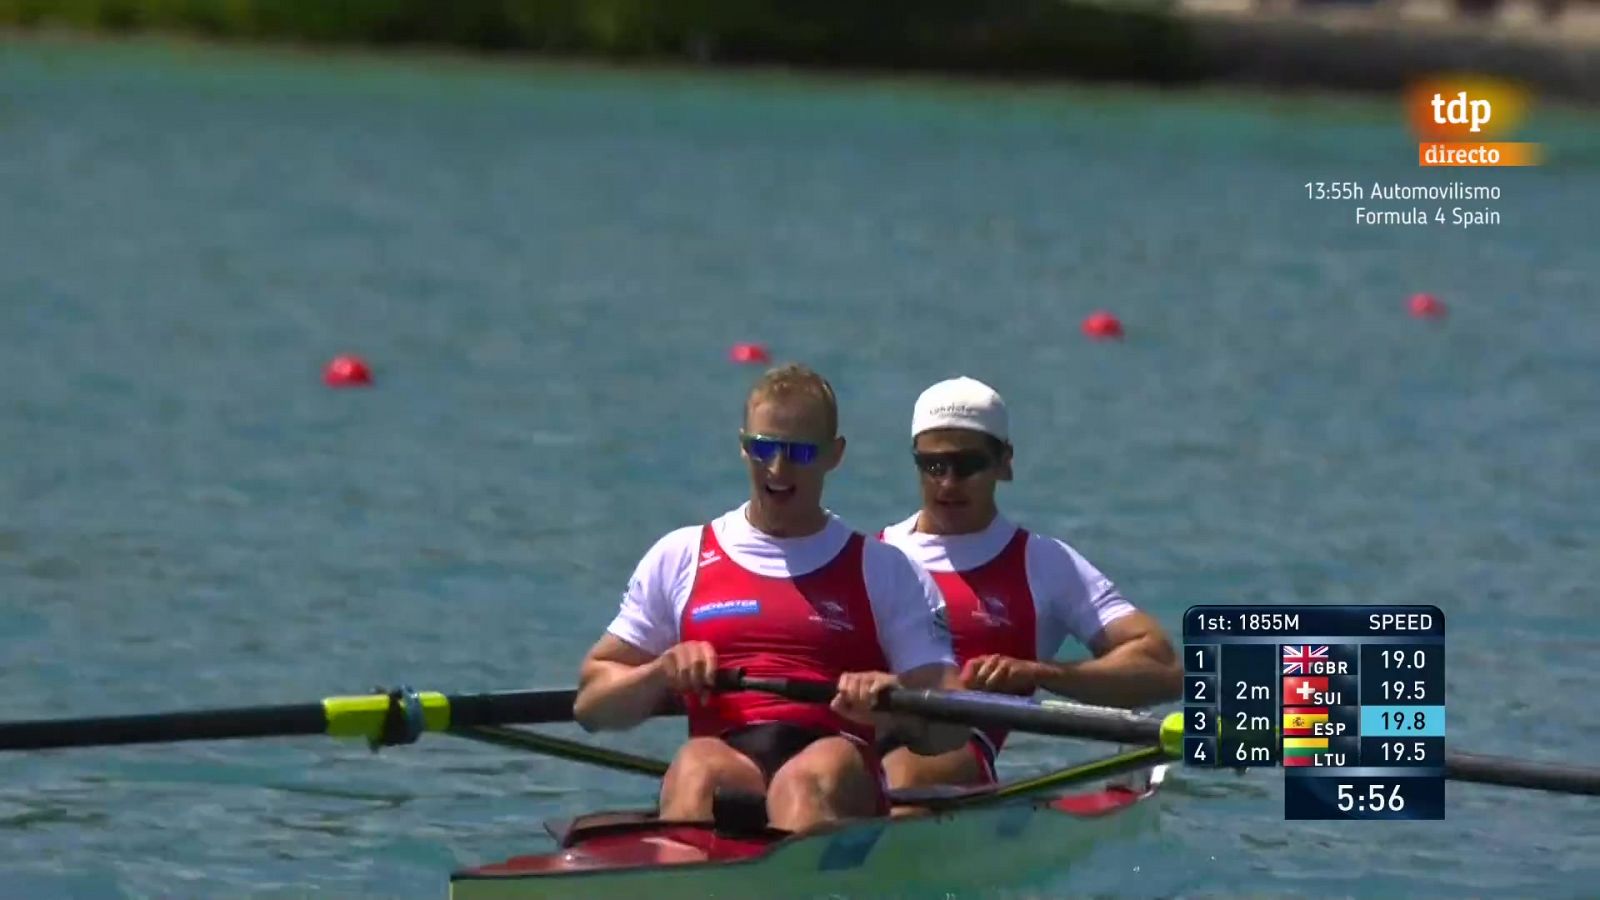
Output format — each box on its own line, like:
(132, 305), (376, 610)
(727, 675), (834, 704)
(435, 690), (581, 729)
(726, 672), (1165, 745)
(0, 688), (686, 753)
(444, 690), (685, 728)
(887, 688), (1164, 744)
(723, 672), (1600, 798)
(0, 704), (332, 751)
(1448, 751), (1600, 796)
(0, 689), (587, 753)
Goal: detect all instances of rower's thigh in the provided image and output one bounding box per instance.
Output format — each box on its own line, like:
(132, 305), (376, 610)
(768, 736), (880, 817)
(660, 737), (765, 804)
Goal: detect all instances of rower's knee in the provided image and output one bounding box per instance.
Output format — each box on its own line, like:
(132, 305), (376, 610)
(659, 738), (763, 821)
(882, 744), (984, 790)
(881, 746), (925, 790)
(767, 738), (877, 830)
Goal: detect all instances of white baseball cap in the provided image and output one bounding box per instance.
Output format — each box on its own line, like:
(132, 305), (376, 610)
(911, 377), (1009, 442)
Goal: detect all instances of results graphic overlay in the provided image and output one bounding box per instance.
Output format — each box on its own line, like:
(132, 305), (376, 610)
(1183, 606), (1446, 820)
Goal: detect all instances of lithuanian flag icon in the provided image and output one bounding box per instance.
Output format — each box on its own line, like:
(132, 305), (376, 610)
(1283, 736), (1329, 767)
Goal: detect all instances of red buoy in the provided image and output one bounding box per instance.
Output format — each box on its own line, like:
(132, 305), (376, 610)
(728, 342), (771, 364)
(1081, 311), (1124, 340)
(1408, 293), (1446, 319)
(324, 355), (373, 387)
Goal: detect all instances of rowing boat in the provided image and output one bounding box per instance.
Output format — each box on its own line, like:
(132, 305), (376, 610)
(451, 751), (1167, 900)
(437, 676), (1180, 898)
(452, 768), (1166, 899)
(3, 671), (1597, 897)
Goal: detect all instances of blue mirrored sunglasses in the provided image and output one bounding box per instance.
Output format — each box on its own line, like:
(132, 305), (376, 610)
(741, 433), (821, 465)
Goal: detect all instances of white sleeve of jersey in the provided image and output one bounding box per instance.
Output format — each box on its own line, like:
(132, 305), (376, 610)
(604, 526), (700, 657)
(863, 541), (957, 675)
(1027, 534), (1136, 655)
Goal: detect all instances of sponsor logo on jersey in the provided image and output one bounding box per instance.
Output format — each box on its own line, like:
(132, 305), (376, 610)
(689, 598), (761, 621)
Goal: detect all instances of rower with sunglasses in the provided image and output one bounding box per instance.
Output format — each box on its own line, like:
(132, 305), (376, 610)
(574, 363), (967, 833)
(878, 377), (1182, 791)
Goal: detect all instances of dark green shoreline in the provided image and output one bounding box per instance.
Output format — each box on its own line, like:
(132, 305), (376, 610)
(0, 0), (1204, 84)
(4, 0), (1597, 102)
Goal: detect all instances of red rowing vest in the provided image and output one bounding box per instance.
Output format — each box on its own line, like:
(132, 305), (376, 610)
(925, 527), (1038, 754)
(679, 525), (887, 743)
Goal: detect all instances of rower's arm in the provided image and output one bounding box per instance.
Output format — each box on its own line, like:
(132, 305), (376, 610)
(1033, 611), (1182, 708)
(576, 529), (696, 731)
(573, 635), (669, 732)
(893, 663), (971, 755)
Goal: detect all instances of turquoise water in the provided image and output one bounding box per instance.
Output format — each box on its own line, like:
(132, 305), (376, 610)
(2, 39), (1597, 898)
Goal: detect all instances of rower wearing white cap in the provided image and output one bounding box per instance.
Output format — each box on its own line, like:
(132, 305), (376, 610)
(878, 376), (1182, 790)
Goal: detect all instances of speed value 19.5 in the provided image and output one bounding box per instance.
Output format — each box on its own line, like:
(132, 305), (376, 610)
(1360, 737), (1443, 767)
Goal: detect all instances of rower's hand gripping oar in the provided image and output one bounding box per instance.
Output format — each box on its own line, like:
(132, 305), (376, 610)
(716, 669), (1600, 797)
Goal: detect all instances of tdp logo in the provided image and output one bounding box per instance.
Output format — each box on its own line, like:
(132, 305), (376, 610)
(1406, 76), (1528, 141)
(1405, 75), (1540, 167)
(1431, 91), (1492, 133)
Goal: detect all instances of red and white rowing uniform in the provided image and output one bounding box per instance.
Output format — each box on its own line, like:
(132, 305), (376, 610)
(878, 513), (1135, 782)
(608, 504), (954, 771)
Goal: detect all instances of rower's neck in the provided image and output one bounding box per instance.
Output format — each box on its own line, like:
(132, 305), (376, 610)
(745, 503), (829, 539)
(915, 505), (999, 536)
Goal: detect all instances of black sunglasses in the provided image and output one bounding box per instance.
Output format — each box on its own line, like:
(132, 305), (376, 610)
(913, 450), (997, 480)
